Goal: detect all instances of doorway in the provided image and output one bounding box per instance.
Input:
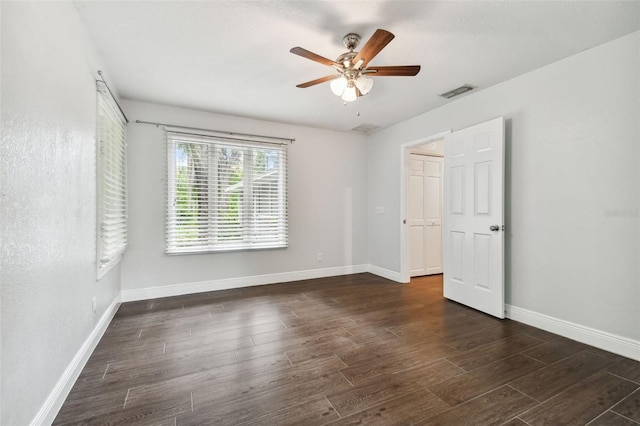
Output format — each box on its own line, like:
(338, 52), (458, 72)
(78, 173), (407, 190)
(400, 118), (506, 319)
(400, 131), (451, 283)
(408, 152), (443, 277)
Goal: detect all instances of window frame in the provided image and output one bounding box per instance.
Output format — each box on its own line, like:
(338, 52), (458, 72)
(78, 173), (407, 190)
(165, 131), (288, 255)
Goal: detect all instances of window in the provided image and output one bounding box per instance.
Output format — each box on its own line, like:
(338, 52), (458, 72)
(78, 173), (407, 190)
(166, 131), (288, 254)
(96, 81), (127, 278)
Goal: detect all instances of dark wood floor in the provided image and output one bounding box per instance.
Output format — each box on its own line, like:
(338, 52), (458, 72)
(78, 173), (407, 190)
(55, 273), (640, 425)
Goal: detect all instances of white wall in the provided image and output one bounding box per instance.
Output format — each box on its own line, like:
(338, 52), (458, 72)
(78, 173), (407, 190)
(1, 2), (121, 424)
(367, 32), (640, 342)
(121, 100), (368, 294)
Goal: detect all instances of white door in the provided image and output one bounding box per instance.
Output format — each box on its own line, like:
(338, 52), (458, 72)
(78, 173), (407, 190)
(408, 155), (427, 276)
(424, 157), (443, 275)
(443, 117), (505, 318)
(409, 155), (443, 277)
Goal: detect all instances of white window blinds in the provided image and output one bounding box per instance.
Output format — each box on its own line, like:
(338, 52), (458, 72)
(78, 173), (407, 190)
(166, 131), (288, 254)
(97, 81), (127, 277)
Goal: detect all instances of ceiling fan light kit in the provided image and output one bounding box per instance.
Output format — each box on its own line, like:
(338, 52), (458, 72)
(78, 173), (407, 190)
(291, 29), (421, 103)
(331, 75), (373, 101)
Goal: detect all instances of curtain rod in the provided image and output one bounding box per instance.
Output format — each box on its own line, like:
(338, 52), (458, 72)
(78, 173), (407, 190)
(162, 129), (289, 147)
(135, 120), (295, 143)
(97, 71), (129, 123)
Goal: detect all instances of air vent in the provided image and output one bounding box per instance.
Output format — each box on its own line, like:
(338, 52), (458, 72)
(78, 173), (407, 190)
(352, 123), (380, 133)
(440, 85), (475, 99)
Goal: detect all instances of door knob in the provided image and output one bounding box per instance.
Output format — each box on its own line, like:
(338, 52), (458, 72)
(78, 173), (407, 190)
(490, 225), (500, 231)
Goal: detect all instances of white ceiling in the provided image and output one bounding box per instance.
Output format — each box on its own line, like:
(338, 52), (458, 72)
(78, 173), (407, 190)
(74, 1), (640, 133)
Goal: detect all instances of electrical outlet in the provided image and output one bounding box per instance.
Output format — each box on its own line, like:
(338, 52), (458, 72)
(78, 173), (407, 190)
(317, 252), (323, 262)
(92, 297), (97, 316)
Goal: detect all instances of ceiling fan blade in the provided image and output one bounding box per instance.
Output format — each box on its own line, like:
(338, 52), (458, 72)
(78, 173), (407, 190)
(366, 65), (421, 76)
(290, 47), (340, 68)
(353, 29), (395, 68)
(296, 75), (339, 88)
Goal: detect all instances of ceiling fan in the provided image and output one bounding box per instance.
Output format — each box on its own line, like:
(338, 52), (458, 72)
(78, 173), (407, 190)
(290, 29), (420, 102)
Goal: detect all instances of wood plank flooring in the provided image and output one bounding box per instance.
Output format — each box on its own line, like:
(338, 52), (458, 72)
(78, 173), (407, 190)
(54, 273), (640, 425)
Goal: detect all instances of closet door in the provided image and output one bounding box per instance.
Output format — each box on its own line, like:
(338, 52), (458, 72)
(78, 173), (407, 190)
(424, 156), (443, 275)
(409, 154), (443, 277)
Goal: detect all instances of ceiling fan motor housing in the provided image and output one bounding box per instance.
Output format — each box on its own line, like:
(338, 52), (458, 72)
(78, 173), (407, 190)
(336, 51), (358, 68)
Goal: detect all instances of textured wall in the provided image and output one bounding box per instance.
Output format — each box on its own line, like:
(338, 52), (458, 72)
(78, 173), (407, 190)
(367, 32), (640, 341)
(1, 2), (121, 424)
(121, 100), (368, 291)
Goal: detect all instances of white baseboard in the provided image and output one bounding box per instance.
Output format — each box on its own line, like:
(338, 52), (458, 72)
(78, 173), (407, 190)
(506, 304), (640, 361)
(31, 295), (121, 426)
(367, 264), (403, 283)
(121, 264), (370, 302)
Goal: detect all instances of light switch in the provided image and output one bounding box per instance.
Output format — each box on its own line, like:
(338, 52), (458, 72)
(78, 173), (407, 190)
(375, 206), (385, 214)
